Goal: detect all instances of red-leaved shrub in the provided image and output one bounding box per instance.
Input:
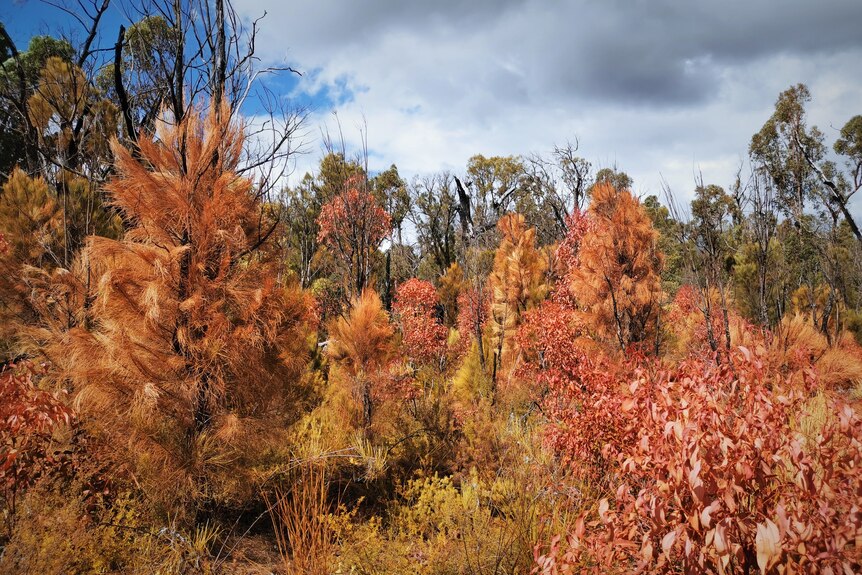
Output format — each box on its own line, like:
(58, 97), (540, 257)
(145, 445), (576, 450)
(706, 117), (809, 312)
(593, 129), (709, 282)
(534, 346), (862, 574)
(0, 363), (75, 535)
(393, 278), (447, 368)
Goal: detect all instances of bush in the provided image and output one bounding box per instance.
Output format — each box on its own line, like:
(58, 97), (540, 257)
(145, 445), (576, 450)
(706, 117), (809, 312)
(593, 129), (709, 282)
(535, 347), (862, 574)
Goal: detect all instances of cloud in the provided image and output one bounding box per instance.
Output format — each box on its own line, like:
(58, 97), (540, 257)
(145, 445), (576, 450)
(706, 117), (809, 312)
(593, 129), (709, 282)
(234, 0), (862, 205)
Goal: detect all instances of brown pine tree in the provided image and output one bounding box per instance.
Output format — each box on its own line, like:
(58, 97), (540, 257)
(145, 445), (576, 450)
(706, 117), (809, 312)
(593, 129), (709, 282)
(26, 101), (315, 520)
(570, 183), (663, 351)
(326, 289), (394, 434)
(487, 213), (548, 386)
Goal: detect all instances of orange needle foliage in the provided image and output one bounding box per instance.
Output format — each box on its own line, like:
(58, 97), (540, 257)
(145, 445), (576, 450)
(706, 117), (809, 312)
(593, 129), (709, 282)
(488, 213), (548, 385)
(569, 183), (664, 351)
(28, 101), (315, 518)
(327, 289), (394, 431)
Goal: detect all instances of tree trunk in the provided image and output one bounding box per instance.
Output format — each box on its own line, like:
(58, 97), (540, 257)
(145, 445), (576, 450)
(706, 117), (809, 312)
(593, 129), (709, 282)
(212, 0), (227, 111)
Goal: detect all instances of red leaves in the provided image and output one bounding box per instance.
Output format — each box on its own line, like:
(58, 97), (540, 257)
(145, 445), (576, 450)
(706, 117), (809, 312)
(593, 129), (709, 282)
(455, 287), (489, 356)
(316, 177), (391, 248)
(393, 278), (447, 368)
(317, 174), (392, 295)
(0, 362), (75, 528)
(536, 347), (862, 573)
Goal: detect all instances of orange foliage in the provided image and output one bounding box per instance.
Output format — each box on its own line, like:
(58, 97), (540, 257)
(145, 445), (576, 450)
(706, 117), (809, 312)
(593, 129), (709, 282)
(667, 284), (728, 357)
(27, 101), (315, 517)
(327, 289), (395, 430)
(488, 213), (548, 384)
(438, 262), (465, 327)
(569, 183), (663, 351)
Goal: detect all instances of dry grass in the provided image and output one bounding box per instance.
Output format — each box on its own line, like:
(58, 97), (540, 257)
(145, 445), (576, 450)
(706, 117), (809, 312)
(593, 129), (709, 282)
(264, 462), (334, 575)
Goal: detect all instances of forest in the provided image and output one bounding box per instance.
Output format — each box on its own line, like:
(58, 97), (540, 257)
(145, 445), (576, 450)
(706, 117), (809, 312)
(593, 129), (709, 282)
(1, 1), (862, 574)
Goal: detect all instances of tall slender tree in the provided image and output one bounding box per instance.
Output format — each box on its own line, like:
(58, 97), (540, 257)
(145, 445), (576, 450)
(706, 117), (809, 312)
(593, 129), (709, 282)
(487, 213), (548, 386)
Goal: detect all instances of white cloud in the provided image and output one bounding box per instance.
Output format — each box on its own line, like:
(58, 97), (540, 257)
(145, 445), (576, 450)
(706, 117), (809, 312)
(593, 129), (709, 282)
(235, 0), (862, 209)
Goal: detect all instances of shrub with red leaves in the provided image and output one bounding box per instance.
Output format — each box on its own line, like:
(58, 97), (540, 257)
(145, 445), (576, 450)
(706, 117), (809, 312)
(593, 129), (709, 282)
(455, 287), (489, 357)
(393, 278), (447, 368)
(0, 363), (75, 534)
(534, 347), (862, 574)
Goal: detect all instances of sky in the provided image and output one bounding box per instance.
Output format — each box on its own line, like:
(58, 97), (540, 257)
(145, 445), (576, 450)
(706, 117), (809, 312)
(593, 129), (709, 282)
(5, 0), (862, 209)
(229, 0), (862, 207)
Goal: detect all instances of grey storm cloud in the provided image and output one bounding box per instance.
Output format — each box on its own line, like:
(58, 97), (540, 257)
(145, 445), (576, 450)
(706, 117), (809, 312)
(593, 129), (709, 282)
(241, 0), (862, 108)
(235, 0), (862, 207)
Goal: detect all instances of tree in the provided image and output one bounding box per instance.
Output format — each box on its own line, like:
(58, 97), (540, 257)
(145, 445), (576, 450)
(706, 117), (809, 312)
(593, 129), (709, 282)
(0, 169), (120, 356)
(96, 15), (177, 140)
(27, 56), (118, 178)
(27, 101), (315, 521)
(465, 154), (527, 236)
(748, 84), (860, 241)
(487, 213), (548, 386)
(438, 262), (465, 327)
(317, 174), (392, 300)
(280, 173), (328, 288)
(0, 170), (62, 354)
(409, 172), (460, 280)
(831, 115), (862, 243)
(373, 164), (409, 245)
(737, 174), (781, 327)
(0, 30), (76, 178)
(689, 183), (739, 354)
(371, 164), (409, 309)
(523, 142), (593, 244)
(593, 166), (633, 193)
(327, 289), (394, 433)
(643, 194), (683, 292)
(570, 183), (663, 351)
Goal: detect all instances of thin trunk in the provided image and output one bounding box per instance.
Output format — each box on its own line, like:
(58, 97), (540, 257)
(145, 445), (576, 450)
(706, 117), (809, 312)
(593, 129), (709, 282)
(173, 0), (185, 125)
(361, 375), (372, 434)
(212, 0), (227, 112)
(821, 289), (835, 346)
(605, 275), (626, 351)
(475, 284), (486, 372)
(114, 25), (138, 150)
(716, 273), (732, 352)
(758, 261), (769, 327)
(383, 249), (392, 311)
(492, 301), (507, 394)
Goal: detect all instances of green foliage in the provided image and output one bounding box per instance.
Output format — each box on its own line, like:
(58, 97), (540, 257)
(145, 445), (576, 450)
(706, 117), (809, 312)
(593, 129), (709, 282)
(644, 194), (683, 293)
